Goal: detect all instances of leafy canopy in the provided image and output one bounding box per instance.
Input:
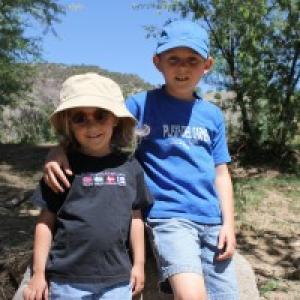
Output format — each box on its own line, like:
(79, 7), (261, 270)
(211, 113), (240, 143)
(0, 0), (65, 105)
(138, 0), (300, 158)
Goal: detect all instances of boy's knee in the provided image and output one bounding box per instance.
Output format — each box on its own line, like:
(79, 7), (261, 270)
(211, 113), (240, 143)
(169, 273), (206, 300)
(174, 291), (206, 300)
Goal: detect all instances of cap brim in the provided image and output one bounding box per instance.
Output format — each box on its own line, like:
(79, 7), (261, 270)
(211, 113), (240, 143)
(156, 40), (208, 59)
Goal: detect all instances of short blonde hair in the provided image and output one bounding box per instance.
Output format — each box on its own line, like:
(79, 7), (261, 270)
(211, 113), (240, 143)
(53, 110), (137, 154)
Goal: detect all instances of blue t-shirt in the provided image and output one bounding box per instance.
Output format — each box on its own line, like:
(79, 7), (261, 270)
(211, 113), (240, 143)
(126, 87), (231, 224)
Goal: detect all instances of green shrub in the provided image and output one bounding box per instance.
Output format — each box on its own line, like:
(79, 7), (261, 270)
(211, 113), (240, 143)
(0, 104), (57, 144)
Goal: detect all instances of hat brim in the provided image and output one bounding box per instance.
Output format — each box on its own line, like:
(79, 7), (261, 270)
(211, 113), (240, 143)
(50, 95), (136, 132)
(51, 95), (135, 119)
(156, 40), (208, 59)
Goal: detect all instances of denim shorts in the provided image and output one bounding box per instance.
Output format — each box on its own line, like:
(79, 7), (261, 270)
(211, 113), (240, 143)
(49, 280), (132, 300)
(146, 218), (239, 300)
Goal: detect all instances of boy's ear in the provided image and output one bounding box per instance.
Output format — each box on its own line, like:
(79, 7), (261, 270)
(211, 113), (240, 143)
(153, 55), (161, 71)
(203, 57), (214, 74)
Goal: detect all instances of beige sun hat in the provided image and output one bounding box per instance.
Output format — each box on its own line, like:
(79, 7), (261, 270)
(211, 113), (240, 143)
(50, 72), (136, 130)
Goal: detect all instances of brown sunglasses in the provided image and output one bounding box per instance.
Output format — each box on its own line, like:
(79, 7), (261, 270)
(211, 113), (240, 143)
(69, 109), (110, 126)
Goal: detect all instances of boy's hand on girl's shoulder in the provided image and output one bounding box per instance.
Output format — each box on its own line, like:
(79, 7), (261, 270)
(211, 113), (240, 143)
(130, 263), (145, 296)
(23, 273), (48, 300)
(216, 224), (236, 261)
(43, 146), (72, 193)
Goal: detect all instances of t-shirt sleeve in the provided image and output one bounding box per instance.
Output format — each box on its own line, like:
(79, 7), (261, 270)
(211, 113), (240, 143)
(31, 178), (70, 214)
(212, 109), (231, 165)
(132, 163), (153, 211)
(39, 179), (68, 214)
(125, 95), (140, 119)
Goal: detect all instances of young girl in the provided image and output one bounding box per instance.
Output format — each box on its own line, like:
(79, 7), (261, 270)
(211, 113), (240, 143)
(23, 73), (152, 300)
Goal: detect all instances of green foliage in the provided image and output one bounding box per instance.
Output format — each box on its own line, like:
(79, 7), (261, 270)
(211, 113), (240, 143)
(0, 0), (65, 106)
(213, 92), (221, 101)
(233, 178), (263, 215)
(139, 0), (300, 157)
(0, 63), (36, 106)
(0, 103), (57, 144)
(13, 105), (56, 144)
(259, 279), (280, 294)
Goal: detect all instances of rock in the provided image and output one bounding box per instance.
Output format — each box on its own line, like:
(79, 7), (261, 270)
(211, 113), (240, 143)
(235, 253), (260, 300)
(12, 267), (31, 300)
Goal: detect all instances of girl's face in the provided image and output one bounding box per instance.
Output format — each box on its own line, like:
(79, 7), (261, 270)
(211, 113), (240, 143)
(69, 107), (118, 157)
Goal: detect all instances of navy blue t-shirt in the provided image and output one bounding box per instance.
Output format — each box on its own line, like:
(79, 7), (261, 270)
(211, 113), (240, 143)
(39, 150), (152, 286)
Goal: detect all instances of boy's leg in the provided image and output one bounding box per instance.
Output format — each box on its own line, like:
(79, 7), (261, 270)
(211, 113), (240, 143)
(169, 273), (206, 300)
(147, 218), (207, 300)
(201, 225), (239, 300)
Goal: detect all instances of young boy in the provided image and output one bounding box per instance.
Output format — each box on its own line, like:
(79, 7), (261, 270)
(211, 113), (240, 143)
(43, 20), (239, 300)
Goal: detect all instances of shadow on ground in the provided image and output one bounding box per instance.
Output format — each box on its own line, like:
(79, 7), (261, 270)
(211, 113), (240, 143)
(0, 214), (35, 299)
(237, 225), (300, 284)
(0, 143), (51, 174)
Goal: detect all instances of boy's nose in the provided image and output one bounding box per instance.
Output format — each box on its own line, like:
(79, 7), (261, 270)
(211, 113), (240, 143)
(178, 59), (189, 67)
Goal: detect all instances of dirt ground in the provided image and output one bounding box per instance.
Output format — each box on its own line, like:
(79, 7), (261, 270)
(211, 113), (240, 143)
(0, 143), (299, 299)
(235, 188), (300, 299)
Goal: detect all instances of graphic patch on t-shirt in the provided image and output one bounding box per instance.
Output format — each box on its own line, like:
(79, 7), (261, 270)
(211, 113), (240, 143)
(163, 124), (210, 141)
(82, 172), (126, 187)
(162, 124), (211, 148)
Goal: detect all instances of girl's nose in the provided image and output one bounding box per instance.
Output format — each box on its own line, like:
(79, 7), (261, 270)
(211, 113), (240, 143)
(85, 117), (100, 127)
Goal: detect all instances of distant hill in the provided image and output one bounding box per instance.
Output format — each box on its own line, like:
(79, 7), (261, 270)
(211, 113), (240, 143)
(0, 63), (155, 143)
(28, 63), (155, 106)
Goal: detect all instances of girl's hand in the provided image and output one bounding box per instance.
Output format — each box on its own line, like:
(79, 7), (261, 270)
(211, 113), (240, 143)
(43, 146), (72, 193)
(216, 223), (236, 261)
(23, 273), (48, 300)
(130, 263), (145, 296)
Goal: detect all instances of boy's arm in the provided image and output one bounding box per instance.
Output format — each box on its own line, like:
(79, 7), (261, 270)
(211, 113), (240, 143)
(130, 209), (145, 296)
(23, 209), (56, 300)
(215, 163), (236, 261)
(44, 145), (72, 193)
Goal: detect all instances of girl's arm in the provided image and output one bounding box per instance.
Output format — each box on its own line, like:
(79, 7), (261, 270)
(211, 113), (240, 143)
(215, 163), (236, 261)
(44, 145), (72, 193)
(130, 209), (145, 296)
(23, 210), (56, 300)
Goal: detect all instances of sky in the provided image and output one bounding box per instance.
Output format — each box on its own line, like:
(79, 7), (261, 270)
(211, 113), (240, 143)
(26, 0), (213, 92)
(28, 0), (178, 86)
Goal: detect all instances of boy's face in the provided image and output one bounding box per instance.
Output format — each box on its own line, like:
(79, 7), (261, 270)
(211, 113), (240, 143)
(153, 47), (213, 100)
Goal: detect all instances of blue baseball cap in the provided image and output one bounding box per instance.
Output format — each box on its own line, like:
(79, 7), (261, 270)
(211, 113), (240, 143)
(156, 20), (209, 59)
